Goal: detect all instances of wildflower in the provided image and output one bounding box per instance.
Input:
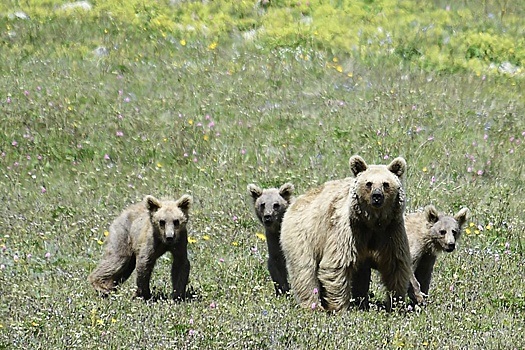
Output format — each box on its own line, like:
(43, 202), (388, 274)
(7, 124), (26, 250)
(24, 90), (29, 96)
(104, 230), (109, 237)
(241, 149), (246, 155)
(477, 170), (483, 176)
(251, 246), (258, 253)
(449, 284), (454, 292)
(183, 153), (188, 157)
(232, 241), (239, 246)
(431, 176), (436, 184)
(427, 136), (434, 141)
(188, 236), (197, 244)
(209, 302), (216, 309)
(465, 228), (471, 235)
(311, 302), (317, 309)
(422, 167), (428, 172)
(484, 134), (488, 141)
(336, 65), (343, 73)
(11, 140), (17, 147)
(467, 167), (472, 173)
(486, 223), (493, 230)
(41, 186), (46, 194)
(189, 318), (194, 325)
(45, 252), (51, 258)
(313, 288), (318, 294)
(256, 233), (266, 241)
(208, 121), (215, 128)
(202, 235), (210, 241)
(203, 134), (209, 141)
(494, 254), (500, 262)
(189, 329), (195, 336)
(219, 258), (225, 263)
(180, 39), (186, 46)
(233, 216), (238, 222)
(104, 154), (110, 160)
(208, 42), (217, 50)
(13, 254), (19, 262)
(0, 264), (4, 269)
(116, 131), (124, 137)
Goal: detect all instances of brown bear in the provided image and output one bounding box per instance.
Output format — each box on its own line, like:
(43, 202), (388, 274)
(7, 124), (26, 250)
(88, 194), (192, 301)
(247, 182), (294, 296)
(280, 155), (411, 311)
(405, 205), (470, 304)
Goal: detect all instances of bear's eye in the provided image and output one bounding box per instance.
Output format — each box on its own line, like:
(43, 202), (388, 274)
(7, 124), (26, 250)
(173, 219), (180, 226)
(259, 203), (265, 210)
(452, 229), (458, 236)
(273, 203), (280, 210)
(439, 230), (447, 235)
(383, 182), (390, 190)
(159, 220), (166, 227)
(366, 182), (373, 189)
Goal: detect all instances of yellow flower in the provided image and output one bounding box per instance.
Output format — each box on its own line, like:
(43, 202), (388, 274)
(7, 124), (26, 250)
(180, 39), (186, 46)
(111, 318), (117, 323)
(336, 65), (343, 73)
(465, 228), (472, 235)
(422, 167), (428, 172)
(97, 240), (104, 245)
(188, 236), (197, 244)
(104, 230), (109, 237)
(208, 42), (218, 50)
(486, 224), (492, 230)
(202, 235), (210, 240)
(96, 319), (104, 325)
(157, 163), (162, 168)
(188, 119), (193, 125)
(332, 57), (338, 63)
(256, 233), (266, 241)
(474, 229), (480, 234)
(347, 72), (353, 78)
(232, 241), (239, 246)
(203, 134), (209, 141)
(469, 222), (475, 227)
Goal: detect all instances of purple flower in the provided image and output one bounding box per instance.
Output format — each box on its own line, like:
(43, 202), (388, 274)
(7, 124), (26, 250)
(12, 140), (17, 147)
(41, 186), (47, 194)
(24, 90), (29, 96)
(209, 302), (216, 309)
(116, 131), (124, 137)
(313, 288), (318, 294)
(45, 252), (51, 259)
(477, 170), (483, 176)
(104, 154), (110, 160)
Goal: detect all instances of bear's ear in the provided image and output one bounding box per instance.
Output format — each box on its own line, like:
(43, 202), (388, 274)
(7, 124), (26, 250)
(177, 194), (193, 214)
(425, 205), (440, 224)
(279, 182), (294, 202)
(454, 207), (470, 228)
(387, 157), (406, 177)
(145, 195), (161, 213)
(247, 184), (263, 201)
(349, 155), (368, 176)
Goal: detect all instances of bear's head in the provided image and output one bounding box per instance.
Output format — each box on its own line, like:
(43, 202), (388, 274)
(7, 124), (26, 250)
(424, 205), (469, 252)
(350, 155), (406, 213)
(145, 194), (192, 245)
(247, 183), (294, 228)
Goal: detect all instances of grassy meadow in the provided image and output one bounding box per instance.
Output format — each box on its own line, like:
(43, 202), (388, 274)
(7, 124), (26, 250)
(1, 0), (525, 348)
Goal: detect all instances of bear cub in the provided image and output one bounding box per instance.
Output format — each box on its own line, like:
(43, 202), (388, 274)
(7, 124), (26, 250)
(88, 194), (192, 301)
(405, 205), (469, 304)
(248, 182), (294, 296)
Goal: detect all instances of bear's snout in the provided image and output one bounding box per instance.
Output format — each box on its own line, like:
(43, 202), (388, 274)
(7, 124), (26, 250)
(371, 189), (385, 207)
(263, 214), (273, 224)
(444, 242), (455, 252)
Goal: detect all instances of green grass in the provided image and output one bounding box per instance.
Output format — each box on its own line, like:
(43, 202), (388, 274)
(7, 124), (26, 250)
(1, 0), (525, 348)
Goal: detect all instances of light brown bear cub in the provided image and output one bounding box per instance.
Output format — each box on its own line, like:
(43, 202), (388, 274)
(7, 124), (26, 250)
(88, 194), (192, 301)
(248, 183), (294, 296)
(280, 155), (412, 311)
(405, 205), (469, 304)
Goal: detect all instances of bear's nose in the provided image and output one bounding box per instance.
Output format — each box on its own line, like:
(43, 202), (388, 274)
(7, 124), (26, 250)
(263, 214), (272, 223)
(445, 243), (455, 252)
(371, 189), (384, 207)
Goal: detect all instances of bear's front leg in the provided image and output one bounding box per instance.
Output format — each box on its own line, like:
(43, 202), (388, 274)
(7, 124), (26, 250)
(171, 255), (190, 301)
(408, 273), (425, 305)
(135, 254), (156, 300)
(268, 253), (290, 296)
(351, 260), (372, 310)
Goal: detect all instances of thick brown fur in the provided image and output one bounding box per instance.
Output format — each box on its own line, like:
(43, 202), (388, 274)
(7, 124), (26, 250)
(247, 182), (294, 296)
(88, 194), (192, 300)
(280, 155), (412, 311)
(405, 205), (470, 304)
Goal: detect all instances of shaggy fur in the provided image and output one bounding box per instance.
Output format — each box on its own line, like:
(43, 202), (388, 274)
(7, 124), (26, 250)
(88, 194), (192, 300)
(248, 182), (294, 295)
(405, 205), (470, 304)
(280, 155), (412, 311)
